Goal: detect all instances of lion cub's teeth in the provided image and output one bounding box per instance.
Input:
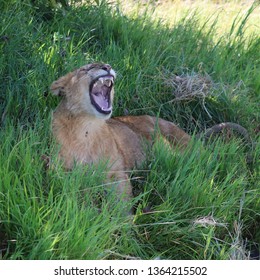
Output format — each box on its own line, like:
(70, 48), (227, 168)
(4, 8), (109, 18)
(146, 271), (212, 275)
(96, 77), (112, 87)
(95, 79), (103, 86)
(106, 80), (112, 87)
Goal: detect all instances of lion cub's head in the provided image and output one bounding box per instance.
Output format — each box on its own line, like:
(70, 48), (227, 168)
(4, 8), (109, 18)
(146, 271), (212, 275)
(50, 63), (116, 119)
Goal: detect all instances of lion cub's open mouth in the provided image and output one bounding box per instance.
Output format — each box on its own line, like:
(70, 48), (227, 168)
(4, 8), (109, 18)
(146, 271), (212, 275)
(89, 75), (114, 115)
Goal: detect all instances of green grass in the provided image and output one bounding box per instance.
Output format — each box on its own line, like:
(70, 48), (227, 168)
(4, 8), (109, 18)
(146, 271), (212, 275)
(0, 0), (259, 260)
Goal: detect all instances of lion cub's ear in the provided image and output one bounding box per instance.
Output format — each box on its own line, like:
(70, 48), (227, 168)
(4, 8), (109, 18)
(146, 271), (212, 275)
(50, 72), (73, 96)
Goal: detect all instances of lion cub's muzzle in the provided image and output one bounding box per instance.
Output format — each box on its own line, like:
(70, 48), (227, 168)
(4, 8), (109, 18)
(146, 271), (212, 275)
(89, 75), (114, 115)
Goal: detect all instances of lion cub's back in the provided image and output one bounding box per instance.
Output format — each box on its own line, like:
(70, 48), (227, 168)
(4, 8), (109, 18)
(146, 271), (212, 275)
(113, 115), (190, 148)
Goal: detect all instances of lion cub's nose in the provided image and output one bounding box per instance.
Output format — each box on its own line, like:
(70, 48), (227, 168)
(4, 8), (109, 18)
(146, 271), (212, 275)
(101, 64), (112, 72)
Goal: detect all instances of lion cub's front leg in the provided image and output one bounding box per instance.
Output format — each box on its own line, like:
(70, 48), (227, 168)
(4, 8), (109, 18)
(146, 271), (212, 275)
(107, 171), (133, 214)
(108, 171), (133, 199)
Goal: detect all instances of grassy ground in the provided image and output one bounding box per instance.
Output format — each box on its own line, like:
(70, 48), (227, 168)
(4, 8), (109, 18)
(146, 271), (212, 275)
(0, 0), (259, 259)
(121, 0), (259, 37)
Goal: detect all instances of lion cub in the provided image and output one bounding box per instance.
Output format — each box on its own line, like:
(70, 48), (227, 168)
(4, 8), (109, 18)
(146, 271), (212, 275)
(51, 63), (191, 201)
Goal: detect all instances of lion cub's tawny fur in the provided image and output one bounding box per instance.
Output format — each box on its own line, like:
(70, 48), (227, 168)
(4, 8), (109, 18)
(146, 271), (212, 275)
(51, 63), (190, 200)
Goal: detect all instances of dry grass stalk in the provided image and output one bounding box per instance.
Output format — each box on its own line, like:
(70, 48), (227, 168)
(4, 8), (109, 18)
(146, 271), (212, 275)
(161, 71), (214, 101)
(160, 71), (218, 118)
(193, 215), (227, 228)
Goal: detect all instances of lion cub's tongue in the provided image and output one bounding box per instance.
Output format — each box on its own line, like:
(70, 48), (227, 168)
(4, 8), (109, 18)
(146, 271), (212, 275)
(93, 92), (110, 111)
